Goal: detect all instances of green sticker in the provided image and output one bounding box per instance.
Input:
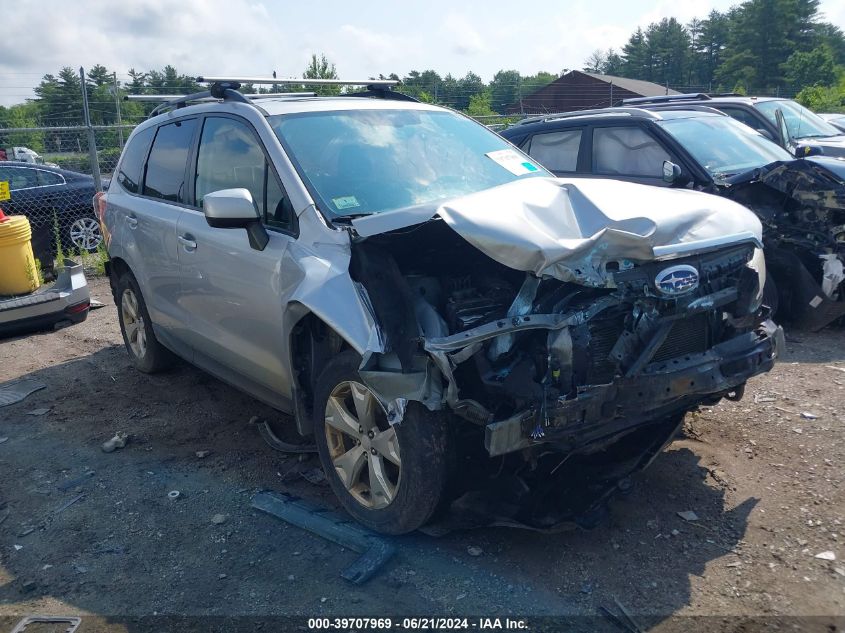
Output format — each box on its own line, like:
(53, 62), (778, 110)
(332, 196), (360, 210)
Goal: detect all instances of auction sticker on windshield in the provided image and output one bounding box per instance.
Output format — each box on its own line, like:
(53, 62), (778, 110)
(332, 195), (360, 210)
(485, 149), (540, 176)
(0, 181), (9, 201)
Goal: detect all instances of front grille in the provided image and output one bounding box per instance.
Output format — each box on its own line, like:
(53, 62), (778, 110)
(652, 313), (711, 363)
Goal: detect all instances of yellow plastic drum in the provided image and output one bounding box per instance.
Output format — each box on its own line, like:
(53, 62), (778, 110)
(0, 215), (39, 295)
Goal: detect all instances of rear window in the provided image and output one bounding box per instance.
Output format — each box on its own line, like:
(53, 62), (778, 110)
(143, 119), (197, 203)
(117, 126), (154, 194)
(526, 129), (582, 172)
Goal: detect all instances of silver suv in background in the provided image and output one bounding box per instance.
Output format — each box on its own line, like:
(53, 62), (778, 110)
(99, 78), (782, 534)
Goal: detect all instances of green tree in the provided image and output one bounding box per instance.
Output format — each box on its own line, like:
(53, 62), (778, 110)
(783, 45), (837, 90)
(466, 91), (496, 117)
(489, 69), (521, 112)
(303, 53), (340, 95)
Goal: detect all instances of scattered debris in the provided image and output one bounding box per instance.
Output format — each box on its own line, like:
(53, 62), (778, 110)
(25, 408), (50, 416)
(300, 468), (327, 485)
(677, 511), (699, 522)
(102, 432), (128, 453)
(21, 580), (37, 593)
(13, 545), (22, 551)
(754, 394), (776, 403)
(815, 551), (836, 561)
(834, 567), (845, 577)
(54, 494), (84, 514)
(9, 616), (81, 633)
(195, 450), (211, 459)
(252, 491), (395, 585)
(57, 471), (95, 491)
(467, 546), (483, 557)
(671, 529), (680, 537)
(89, 298), (106, 309)
(792, 428), (804, 434)
(167, 490), (181, 501)
(211, 513), (228, 525)
(725, 561), (742, 568)
(0, 379), (46, 408)
(800, 411), (819, 420)
(0, 437), (7, 444)
(218, 573), (227, 580)
(825, 365), (845, 373)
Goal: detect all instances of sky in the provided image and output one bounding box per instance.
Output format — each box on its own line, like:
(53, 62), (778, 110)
(2, 0), (844, 107)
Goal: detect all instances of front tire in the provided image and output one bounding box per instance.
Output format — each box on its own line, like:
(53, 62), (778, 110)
(313, 351), (451, 534)
(117, 272), (174, 373)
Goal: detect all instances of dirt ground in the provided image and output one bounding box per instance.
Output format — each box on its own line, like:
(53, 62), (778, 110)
(0, 276), (843, 631)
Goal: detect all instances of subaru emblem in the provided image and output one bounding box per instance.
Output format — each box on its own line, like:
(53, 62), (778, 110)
(655, 265), (699, 296)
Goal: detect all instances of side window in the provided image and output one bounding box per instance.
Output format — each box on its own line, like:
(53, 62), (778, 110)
(143, 118), (197, 203)
(719, 107), (762, 131)
(117, 126), (155, 193)
(525, 129), (582, 172)
(592, 126), (672, 178)
(36, 170), (64, 186)
(3, 167), (38, 190)
(195, 117), (293, 230)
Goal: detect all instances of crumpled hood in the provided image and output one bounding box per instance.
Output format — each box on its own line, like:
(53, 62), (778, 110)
(353, 176), (762, 286)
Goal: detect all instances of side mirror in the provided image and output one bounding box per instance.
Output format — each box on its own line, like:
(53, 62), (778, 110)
(203, 188), (269, 251)
(662, 160), (683, 184)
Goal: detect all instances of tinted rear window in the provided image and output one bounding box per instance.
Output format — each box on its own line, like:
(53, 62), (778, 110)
(143, 119), (197, 203)
(117, 126), (154, 193)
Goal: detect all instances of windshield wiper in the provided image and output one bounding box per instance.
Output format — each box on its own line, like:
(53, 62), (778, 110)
(331, 212), (373, 223)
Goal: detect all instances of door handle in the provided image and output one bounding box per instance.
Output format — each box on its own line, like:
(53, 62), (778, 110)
(178, 234), (197, 251)
(126, 214), (138, 229)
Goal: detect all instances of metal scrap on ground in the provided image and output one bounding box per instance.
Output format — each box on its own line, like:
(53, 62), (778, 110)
(252, 491), (395, 585)
(0, 379), (46, 408)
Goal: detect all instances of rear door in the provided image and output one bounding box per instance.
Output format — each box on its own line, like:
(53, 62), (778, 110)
(177, 114), (298, 402)
(115, 118), (198, 351)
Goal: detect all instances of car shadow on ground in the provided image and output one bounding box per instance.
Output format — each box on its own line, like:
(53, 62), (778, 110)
(0, 347), (755, 628)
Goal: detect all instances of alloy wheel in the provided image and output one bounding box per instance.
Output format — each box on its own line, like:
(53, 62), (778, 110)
(324, 381), (401, 510)
(69, 217), (103, 251)
(121, 288), (147, 359)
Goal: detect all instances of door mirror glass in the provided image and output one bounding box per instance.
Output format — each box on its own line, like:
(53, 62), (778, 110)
(662, 160), (682, 184)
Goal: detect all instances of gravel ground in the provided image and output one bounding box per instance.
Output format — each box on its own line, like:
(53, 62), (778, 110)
(0, 277), (843, 631)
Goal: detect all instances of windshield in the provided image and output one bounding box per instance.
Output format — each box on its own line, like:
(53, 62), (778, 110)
(268, 108), (547, 216)
(658, 115), (793, 179)
(755, 99), (842, 140)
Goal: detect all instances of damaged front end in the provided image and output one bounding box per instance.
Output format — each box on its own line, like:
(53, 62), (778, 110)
(725, 156), (845, 330)
(347, 178), (782, 529)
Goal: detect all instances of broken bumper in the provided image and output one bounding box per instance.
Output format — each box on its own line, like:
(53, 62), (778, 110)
(484, 320), (784, 457)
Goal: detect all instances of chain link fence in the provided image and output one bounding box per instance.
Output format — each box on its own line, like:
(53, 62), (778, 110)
(0, 124), (132, 270)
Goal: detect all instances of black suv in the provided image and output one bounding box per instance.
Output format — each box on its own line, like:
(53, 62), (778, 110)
(501, 107), (845, 330)
(620, 93), (845, 158)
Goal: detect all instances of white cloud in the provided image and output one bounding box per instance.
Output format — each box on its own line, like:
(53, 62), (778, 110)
(441, 12), (486, 56)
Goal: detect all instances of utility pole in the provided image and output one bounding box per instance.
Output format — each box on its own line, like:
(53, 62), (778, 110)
(79, 67), (103, 191)
(112, 72), (124, 149)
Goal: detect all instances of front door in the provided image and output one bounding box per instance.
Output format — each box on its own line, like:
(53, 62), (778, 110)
(177, 115), (299, 400)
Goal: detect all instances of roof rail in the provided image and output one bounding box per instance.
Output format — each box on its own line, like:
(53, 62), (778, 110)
(127, 75), (415, 119)
(619, 93), (711, 106)
(126, 92), (316, 102)
(195, 76), (398, 87)
(639, 104), (728, 116)
(516, 106), (662, 125)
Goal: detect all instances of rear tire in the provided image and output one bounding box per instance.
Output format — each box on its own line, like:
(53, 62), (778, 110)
(313, 350), (451, 534)
(116, 272), (175, 373)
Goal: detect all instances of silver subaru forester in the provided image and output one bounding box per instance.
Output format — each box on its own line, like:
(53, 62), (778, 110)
(100, 79), (781, 534)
